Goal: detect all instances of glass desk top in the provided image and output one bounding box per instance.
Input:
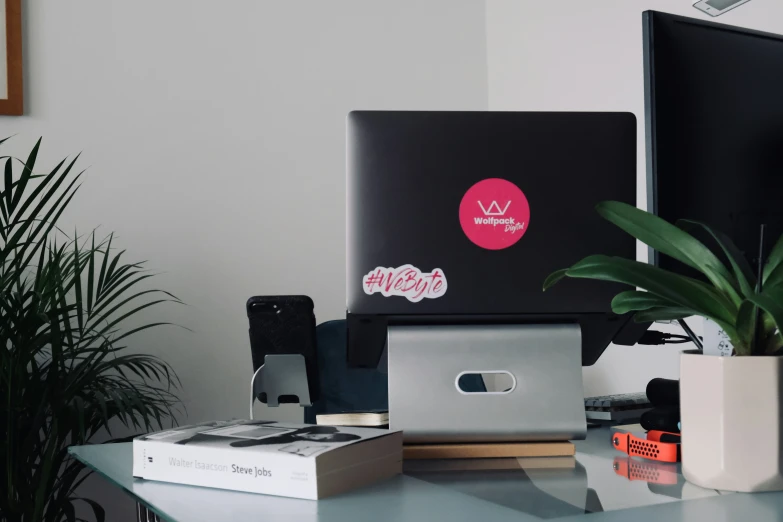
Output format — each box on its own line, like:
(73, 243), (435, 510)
(69, 426), (783, 521)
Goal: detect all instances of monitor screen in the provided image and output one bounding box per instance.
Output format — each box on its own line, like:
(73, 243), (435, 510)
(644, 12), (783, 274)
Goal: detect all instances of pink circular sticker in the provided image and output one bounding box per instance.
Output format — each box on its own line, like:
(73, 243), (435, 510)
(459, 178), (530, 250)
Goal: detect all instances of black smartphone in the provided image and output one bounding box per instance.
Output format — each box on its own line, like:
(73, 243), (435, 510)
(247, 295), (319, 403)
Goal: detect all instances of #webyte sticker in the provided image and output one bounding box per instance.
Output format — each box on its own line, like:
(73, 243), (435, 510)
(362, 264), (447, 303)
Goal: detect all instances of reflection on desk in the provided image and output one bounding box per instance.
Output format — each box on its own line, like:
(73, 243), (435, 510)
(404, 448), (724, 520)
(70, 427), (768, 522)
(406, 457), (592, 519)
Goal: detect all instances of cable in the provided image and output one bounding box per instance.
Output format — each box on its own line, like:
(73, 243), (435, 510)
(637, 320), (704, 349)
(677, 319), (703, 351)
(249, 364), (264, 420)
(637, 330), (699, 346)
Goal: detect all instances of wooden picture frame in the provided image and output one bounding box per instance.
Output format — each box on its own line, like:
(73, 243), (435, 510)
(0, 0), (22, 115)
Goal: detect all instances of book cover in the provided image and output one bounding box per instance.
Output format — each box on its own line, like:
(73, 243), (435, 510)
(132, 420), (402, 500)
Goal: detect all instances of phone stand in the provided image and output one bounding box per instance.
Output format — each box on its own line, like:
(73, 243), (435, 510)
(249, 354), (312, 416)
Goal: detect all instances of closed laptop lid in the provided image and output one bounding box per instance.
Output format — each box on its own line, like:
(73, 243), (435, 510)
(347, 111), (636, 317)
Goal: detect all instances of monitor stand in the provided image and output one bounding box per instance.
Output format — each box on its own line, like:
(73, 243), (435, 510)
(387, 323), (587, 444)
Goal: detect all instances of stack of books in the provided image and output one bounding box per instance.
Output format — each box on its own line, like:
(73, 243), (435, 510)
(315, 411), (576, 460)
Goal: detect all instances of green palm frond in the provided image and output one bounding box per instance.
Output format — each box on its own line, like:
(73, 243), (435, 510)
(1, 137), (183, 522)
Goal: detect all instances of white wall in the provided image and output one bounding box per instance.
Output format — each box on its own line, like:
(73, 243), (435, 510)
(2, 0), (488, 419)
(485, 0), (783, 396)
(0, 1), (488, 519)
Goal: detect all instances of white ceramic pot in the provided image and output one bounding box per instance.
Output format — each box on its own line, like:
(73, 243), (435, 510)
(680, 351), (783, 492)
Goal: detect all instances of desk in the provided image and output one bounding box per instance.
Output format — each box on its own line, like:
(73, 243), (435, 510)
(69, 426), (783, 521)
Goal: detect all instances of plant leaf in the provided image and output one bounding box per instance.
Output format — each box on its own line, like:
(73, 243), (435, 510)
(0, 139), (184, 521)
(9, 137), (41, 213)
(735, 300), (757, 356)
(89, 273), (156, 320)
(610, 290), (678, 315)
(9, 155), (72, 232)
(678, 219), (756, 297)
(3, 157), (12, 223)
(597, 201), (742, 305)
(748, 289), (783, 344)
(96, 233), (113, 297)
(764, 260), (783, 291)
(88, 298), (173, 341)
(542, 268), (569, 291)
(73, 498), (106, 522)
(634, 307), (698, 323)
(764, 234), (783, 285)
(12, 171), (83, 271)
(87, 233), (96, 314)
(111, 322), (179, 343)
(72, 235), (85, 333)
(563, 254), (737, 324)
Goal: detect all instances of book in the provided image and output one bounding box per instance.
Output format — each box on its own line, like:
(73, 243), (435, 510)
(316, 411), (389, 427)
(132, 420), (402, 500)
(403, 441), (575, 460)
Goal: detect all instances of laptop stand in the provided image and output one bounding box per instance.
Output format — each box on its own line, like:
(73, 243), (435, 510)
(387, 323), (587, 444)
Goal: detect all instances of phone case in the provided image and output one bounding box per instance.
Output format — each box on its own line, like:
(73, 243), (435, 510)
(247, 295), (319, 403)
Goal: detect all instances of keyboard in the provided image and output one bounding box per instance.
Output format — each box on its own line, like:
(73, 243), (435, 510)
(585, 392), (652, 423)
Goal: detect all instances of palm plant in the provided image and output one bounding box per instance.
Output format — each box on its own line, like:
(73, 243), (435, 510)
(1, 137), (183, 522)
(544, 201), (783, 356)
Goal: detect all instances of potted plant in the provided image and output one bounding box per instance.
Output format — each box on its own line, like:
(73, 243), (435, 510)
(544, 201), (783, 492)
(1, 137), (183, 521)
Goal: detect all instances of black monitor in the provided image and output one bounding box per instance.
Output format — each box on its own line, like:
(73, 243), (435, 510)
(643, 11), (783, 274)
(346, 111), (637, 368)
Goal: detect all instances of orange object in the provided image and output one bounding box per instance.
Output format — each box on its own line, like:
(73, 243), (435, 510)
(613, 456), (679, 484)
(611, 431), (680, 463)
